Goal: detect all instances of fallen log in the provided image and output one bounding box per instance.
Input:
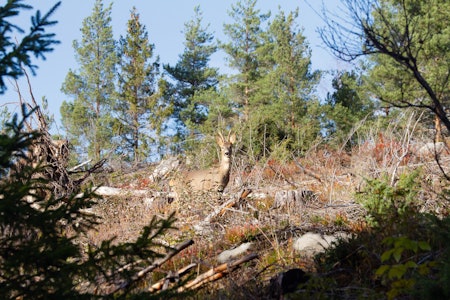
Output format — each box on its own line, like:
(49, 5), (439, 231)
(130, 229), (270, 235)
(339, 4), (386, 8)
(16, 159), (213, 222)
(178, 252), (258, 292)
(94, 186), (149, 197)
(76, 186), (157, 206)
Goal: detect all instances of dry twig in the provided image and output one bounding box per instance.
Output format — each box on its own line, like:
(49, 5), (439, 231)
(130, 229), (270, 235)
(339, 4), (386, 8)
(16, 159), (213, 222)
(193, 189), (252, 233)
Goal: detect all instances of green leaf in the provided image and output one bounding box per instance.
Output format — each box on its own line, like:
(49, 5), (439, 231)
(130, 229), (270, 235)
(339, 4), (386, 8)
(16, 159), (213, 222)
(410, 241), (418, 253)
(387, 289), (400, 300)
(391, 278), (414, 289)
(404, 260), (417, 269)
(388, 264), (407, 280)
(394, 236), (408, 248)
(383, 236), (394, 246)
(418, 263), (431, 275)
(418, 241), (431, 251)
(393, 247), (403, 263)
(381, 249), (394, 262)
(375, 265), (390, 277)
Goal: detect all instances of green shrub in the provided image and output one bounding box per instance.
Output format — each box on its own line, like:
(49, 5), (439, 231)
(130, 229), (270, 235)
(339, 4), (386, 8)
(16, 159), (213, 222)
(356, 170), (421, 227)
(375, 236), (434, 300)
(310, 169), (450, 299)
(413, 216), (450, 299)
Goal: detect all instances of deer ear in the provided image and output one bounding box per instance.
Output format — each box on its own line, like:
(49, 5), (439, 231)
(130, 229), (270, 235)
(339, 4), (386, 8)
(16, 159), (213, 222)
(216, 134), (224, 145)
(229, 133), (236, 144)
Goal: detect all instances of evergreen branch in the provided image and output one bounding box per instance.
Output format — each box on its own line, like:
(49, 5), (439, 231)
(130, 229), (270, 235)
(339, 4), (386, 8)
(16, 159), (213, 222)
(0, 0), (32, 33)
(0, 0), (61, 93)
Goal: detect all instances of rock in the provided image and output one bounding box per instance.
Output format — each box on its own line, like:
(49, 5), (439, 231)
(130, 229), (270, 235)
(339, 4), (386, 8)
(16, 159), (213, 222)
(417, 141), (447, 158)
(217, 242), (253, 263)
(293, 232), (349, 255)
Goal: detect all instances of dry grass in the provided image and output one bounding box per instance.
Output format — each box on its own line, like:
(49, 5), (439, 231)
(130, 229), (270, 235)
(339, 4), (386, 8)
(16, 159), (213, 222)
(78, 124), (450, 297)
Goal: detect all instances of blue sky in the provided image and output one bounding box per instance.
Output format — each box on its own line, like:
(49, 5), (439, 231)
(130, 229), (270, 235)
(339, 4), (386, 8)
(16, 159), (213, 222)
(2, 0), (347, 134)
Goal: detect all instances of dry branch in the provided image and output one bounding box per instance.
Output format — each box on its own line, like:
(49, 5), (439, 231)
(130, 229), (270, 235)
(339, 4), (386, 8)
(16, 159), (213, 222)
(148, 263), (197, 292)
(292, 157), (322, 183)
(73, 158), (108, 186)
(68, 159), (92, 172)
(217, 189), (252, 218)
(111, 239), (194, 294)
(93, 186), (150, 197)
(267, 163), (299, 188)
(194, 189), (252, 233)
(178, 253), (258, 292)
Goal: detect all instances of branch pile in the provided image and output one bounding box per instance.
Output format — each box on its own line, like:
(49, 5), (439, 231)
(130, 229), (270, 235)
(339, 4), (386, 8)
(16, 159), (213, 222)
(15, 70), (107, 198)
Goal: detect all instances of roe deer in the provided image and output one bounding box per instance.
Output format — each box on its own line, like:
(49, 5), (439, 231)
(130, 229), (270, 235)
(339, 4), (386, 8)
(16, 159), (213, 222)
(169, 132), (236, 196)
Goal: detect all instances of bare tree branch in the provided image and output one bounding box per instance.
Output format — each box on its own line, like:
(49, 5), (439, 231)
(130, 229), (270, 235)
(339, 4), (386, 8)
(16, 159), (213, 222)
(318, 0), (450, 132)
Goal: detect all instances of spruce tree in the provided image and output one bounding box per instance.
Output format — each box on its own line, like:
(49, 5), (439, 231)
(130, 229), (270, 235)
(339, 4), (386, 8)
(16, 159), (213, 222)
(0, 4), (183, 298)
(117, 7), (168, 163)
(60, 0), (118, 162)
(0, 111), (179, 298)
(164, 6), (219, 138)
(0, 0), (61, 94)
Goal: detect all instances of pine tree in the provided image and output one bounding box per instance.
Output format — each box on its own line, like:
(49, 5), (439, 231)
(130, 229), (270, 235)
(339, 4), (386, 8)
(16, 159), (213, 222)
(323, 70), (375, 147)
(117, 7), (168, 163)
(320, 0), (450, 137)
(365, 0), (450, 139)
(164, 5), (219, 138)
(222, 0), (270, 122)
(253, 8), (321, 155)
(60, 0), (118, 162)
